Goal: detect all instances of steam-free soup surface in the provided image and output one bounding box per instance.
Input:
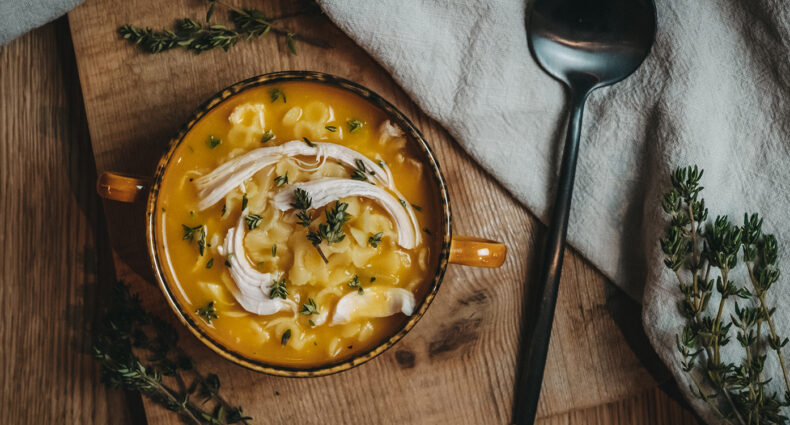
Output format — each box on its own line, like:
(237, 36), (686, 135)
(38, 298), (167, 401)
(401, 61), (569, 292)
(156, 81), (441, 367)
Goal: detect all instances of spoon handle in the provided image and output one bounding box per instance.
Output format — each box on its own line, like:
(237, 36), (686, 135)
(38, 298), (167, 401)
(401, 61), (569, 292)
(514, 89), (588, 424)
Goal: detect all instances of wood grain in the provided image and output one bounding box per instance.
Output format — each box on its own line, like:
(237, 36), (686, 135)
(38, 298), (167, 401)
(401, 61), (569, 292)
(63, 0), (698, 423)
(0, 19), (137, 425)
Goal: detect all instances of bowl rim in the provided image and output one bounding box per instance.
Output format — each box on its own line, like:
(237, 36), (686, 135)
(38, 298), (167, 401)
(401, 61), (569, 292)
(145, 71), (452, 377)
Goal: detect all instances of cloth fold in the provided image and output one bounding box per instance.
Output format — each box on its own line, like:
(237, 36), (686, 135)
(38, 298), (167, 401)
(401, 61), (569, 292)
(0, 0), (83, 45)
(317, 0), (790, 422)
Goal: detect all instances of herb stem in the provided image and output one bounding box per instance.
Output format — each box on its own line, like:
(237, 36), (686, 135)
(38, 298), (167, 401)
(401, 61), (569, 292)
(212, 0), (330, 48)
(746, 261), (790, 394)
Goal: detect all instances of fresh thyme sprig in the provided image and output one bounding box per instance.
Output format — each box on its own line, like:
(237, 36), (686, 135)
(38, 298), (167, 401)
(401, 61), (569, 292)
(118, 0), (330, 55)
(93, 282), (251, 425)
(662, 165), (790, 424)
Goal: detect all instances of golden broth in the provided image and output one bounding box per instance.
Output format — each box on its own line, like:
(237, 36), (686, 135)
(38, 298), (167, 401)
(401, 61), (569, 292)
(155, 81), (441, 368)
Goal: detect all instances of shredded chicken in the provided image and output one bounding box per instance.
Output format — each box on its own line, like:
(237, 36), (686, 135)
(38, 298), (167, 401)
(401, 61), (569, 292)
(217, 214), (296, 315)
(272, 178), (421, 249)
(331, 287), (415, 325)
(193, 140), (397, 210)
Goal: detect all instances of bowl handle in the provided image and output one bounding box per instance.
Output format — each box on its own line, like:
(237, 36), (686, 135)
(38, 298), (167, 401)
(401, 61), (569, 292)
(448, 236), (507, 268)
(96, 171), (151, 203)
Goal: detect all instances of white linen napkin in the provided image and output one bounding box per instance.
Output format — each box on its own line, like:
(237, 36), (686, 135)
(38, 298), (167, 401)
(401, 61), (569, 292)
(0, 0), (82, 45)
(317, 0), (790, 422)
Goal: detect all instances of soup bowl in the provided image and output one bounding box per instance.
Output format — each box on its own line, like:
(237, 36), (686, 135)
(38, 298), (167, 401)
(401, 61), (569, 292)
(97, 71), (507, 377)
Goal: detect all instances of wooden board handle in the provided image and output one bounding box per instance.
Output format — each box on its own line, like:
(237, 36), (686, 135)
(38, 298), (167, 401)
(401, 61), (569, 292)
(448, 236), (507, 268)
(96, 171), (150, 203)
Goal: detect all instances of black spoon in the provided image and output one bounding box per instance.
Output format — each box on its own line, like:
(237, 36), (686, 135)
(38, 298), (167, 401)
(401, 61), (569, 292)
(514, 1), (656, 423)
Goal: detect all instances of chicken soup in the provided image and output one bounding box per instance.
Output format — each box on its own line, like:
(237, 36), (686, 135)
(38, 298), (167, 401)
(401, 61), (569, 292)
(155, 81), (441, 367)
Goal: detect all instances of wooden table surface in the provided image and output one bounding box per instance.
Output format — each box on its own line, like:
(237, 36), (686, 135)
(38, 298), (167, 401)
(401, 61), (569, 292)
(0, 8), (699, 425)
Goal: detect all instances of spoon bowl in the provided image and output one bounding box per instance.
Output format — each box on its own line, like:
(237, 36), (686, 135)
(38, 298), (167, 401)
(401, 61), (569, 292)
(514, 0), (655, 423)
(529, 0), (656, 91)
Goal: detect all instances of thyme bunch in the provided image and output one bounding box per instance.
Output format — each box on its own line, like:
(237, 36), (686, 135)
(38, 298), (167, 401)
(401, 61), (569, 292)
(92, 282), (251, 425)
(118, 0), (330, 55)
(662, 166), (790, 424)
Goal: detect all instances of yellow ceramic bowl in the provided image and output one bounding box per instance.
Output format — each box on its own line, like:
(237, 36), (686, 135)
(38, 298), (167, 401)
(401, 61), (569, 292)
(97, 71), (507, 376)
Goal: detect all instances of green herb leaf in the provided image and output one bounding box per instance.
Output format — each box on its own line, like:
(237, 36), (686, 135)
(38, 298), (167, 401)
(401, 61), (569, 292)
(303, 137), (316, 147)
(261, 130), (274, 143)
(270, 88), (286, 103)
(207, 135), (222, 149)
(205, 1), (215, 22)
(370, 277), (376, 283)
(245, 213), (262, 230)
(182, 224), (207, 256)
(271, 244), (277, 257)
(368, 232), (383, 248)
(423, 228), (431, 235)
(351, 159), (368, 181)
(196, 301), (218, 323)
(348, 275), (363, 295)
(286, 32), (297, 54)
(281, 329), (291, 346)
(308, 319), (316, 327)
(206, 258), (214, 269)
(241, 193), (248, 211)
(411, 204), (422, 212)
(274, 172), (288, 187)
(314, 201), (350, 245)
(291, 188), (314, 227)
(269, 277), (287, 299)
(347, 119), (363, 133)
(325, 125), (337, 132)
(300, 298), (318, 315)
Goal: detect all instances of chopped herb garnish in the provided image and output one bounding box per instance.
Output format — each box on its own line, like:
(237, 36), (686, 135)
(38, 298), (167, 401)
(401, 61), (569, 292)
(221, 204), (227, 216)
(291, 188), (313, 227)
(347, 119), (363, 133)
(270, 88), (286, 103)
(245, 213), (262, 230)
(423, 228), (432, 235)
(308, 201), (350, 246)
(370, 277), (376, 283)
(261, 129), (274, 143)
(241, 193), (248, 211)
(196, 301), (218, 323)
(206, 258), (214, 269)
(399, 199), (407, 207)
(308, 320), (316, 327)
(161, 207), (166, 212)
(348, 275), (363, 295)
(281, 329), (291, 346)
(269, 277), (287, 299)
(224, 260), (231, 268)
(377, 160), (386, 168)
(351, 159), (368, 181)
(274, 172), (288, 187)
(207, 135), (222, 149)
(182, 224), (207, 256)
(300, 298), (318, 315)
(302, 137), (316, 147)
(368, 232), (383, 248)
(271, 244), (277, 257)
(411, 204), (422, 212)
(325, 125), (337, 132)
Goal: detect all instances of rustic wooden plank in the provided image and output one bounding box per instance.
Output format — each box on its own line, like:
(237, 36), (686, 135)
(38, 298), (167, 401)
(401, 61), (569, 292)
(0, 19), (135, 425)
(66, 0), (694, 422)
(537, 387), (700, 425)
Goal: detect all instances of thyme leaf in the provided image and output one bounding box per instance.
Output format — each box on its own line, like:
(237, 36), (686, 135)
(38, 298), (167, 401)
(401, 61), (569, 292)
(269, 277), (287, 299)
(368, 232), (383, 248)
(196, 301), (218, 323)
(347, 119), (363, 133)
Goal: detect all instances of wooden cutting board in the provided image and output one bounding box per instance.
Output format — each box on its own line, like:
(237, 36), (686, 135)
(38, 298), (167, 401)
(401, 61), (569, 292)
(67, 0), (665, 422)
